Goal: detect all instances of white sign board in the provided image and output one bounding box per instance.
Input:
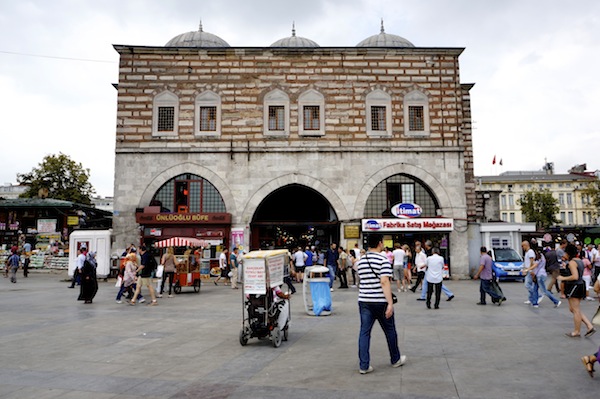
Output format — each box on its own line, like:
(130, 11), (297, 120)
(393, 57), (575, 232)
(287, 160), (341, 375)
(243, 259), (266, 295)
(266, 254), (285, 288)
(362, 218), (454, 232)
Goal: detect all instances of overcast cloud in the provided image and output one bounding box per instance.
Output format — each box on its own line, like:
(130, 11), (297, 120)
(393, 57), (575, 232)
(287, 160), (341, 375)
(1, 0), (599, 197)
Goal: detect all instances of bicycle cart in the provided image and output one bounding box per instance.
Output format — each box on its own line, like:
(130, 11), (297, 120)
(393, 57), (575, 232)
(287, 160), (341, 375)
(239, 249), (291, 348)
(153, 237), (207, 294)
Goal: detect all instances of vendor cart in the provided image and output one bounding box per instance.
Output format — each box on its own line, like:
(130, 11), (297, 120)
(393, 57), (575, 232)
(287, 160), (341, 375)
(239, 249), (291, 348)
(153, 237), (207, 294)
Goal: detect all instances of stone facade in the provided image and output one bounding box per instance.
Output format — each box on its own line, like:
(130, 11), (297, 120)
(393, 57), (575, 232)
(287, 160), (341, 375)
(112, 45), (475, 278)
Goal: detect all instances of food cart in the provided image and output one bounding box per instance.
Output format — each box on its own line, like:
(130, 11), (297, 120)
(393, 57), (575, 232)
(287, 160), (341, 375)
(239, 249), (291, 348)
(153, 237), (207, 294)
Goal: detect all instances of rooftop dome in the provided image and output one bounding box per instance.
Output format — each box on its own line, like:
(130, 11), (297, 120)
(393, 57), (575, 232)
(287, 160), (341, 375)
(270, 24), (319, 47)
(165, 22), (230, 47)
(356, 20), (414, 48)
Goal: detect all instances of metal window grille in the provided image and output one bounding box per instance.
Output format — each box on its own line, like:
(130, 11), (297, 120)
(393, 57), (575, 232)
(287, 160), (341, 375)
(199, 106), (217, 131)
(269, 106), (285, 130)
(157, 106), (175, 132)
(371, 106), (386, 131)
(408, 106), (424, 131)
(151, 173), (226, 213)
(303, 106), (320, 130)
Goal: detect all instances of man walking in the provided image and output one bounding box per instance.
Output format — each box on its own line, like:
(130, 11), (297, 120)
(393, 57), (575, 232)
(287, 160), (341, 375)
(474, 246), (504, 305)
(230, 247), (240, 289)
(130, 245), (158, 306)
(325, 243), (339, 291)
(356, 234), (406, 374)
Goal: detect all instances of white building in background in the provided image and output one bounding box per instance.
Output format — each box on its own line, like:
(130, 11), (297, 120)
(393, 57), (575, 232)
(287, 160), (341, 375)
(0, 184), (27, 200)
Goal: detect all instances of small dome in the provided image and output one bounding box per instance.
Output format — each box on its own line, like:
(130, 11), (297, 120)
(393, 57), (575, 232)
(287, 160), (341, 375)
(356, 20), (414, 48)
(165, 22), (230, 47)
(270, 24), (319, 47)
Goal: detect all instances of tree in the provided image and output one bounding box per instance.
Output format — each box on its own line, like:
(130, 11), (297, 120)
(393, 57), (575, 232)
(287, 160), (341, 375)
(583, 178), (600, 218)
(17, 153), (95, 205)
(517, 189), (560, 229)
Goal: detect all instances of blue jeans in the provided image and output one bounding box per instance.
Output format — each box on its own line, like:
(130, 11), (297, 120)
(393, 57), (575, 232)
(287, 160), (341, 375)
(358, 301), (401, 371)
(535, 274), (559, 305)
(525, 273), (540, 304)
(327, 264), (337, 288)
(420, 279), (453, 299)
(116, 283), (143, 301)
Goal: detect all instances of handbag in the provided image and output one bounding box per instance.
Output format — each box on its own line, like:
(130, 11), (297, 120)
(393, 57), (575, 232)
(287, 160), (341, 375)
(115, 276), (123, 287)
(365, 254), (398, 304)
(155, 265), (164, 279)
(592, 306), (600, 326)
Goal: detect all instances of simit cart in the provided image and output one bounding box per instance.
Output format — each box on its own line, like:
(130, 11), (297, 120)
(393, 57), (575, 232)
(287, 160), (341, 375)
(239, 249), (291, 348)
(153, 237), (207, 294)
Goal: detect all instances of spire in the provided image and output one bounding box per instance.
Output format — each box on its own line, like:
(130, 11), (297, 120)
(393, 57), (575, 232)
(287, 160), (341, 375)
(292, 21), (296, 37)
(198, 20), (203, 32)
(380, 18), (385, 33)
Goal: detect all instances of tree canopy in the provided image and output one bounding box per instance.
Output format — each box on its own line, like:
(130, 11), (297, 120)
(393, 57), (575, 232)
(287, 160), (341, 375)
(583, 179), (600, 219)
(517, 189), (560, 229)
(17, 153), (95, 205)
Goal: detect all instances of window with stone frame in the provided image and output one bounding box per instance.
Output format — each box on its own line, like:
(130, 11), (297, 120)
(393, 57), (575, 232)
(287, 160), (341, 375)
(366, 89), (392, 137)
(151, 173), (226, 213)
(403, 89), (430, 137)
(195, 90), (221, 137)
(263, 89), (290, 136)
(152, 91), (179, 137)
(298, 89), (325, 136)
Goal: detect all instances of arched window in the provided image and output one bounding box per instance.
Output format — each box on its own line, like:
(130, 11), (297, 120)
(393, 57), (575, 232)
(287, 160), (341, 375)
(364, 174), (439, 218)
(263, 89), (290, 137)
(298, 89), (325, 136)
(403, 90), (430, 137)
(150, 174), (226, 213)
(195, 91), (221, 137)
(366, 89), (392, 137)
(152, 91), (179, 137)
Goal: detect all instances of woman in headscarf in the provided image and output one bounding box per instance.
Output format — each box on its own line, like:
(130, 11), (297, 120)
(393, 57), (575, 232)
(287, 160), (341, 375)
(80, 251), (98, 304)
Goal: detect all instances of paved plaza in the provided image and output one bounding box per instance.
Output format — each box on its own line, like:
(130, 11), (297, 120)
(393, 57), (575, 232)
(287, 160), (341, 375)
(0, 271), (598, 398)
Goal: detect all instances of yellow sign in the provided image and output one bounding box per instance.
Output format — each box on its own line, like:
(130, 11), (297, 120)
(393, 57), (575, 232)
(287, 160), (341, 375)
(344, 225), (360, 239)
(67, 216), (80, 226)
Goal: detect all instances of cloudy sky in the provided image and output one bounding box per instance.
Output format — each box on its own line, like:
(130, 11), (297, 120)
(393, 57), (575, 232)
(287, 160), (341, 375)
(1, 0), (599, 197)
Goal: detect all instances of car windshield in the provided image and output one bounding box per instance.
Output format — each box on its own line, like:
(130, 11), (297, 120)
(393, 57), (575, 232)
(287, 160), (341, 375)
(494, 248), (522, 262)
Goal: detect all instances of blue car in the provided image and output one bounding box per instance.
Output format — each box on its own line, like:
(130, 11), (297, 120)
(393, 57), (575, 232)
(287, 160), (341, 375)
(491, 248), (525, 281)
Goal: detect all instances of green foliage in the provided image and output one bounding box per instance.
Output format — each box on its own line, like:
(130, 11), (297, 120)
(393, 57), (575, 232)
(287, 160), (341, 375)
(17, 153), (95, 205)
(517, 189), (560, 229)
(583, 179), (600, 218)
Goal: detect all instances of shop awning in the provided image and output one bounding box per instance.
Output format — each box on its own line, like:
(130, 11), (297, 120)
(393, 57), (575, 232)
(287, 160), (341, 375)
(153, 237), (208, 248)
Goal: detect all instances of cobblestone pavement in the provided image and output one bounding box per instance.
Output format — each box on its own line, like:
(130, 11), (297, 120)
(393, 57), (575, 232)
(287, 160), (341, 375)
(0, 271), (598, 398)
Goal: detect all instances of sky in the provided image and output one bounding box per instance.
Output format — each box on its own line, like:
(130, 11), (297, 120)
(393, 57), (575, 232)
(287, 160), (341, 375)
(1, 0), (599, 197)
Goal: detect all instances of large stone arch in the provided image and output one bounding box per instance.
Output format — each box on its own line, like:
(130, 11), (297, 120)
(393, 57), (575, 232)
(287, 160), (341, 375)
(240, 173), (349, 225)
(353, 163), (458, 219)
(138, 162), (234, 213)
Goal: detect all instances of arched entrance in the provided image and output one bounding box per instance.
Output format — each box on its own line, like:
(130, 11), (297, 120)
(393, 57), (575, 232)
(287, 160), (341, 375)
(251, 184), (339, 250)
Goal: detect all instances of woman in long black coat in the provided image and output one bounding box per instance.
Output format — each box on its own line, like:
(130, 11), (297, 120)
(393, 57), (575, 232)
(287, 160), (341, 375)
(81, 252), (98, 304)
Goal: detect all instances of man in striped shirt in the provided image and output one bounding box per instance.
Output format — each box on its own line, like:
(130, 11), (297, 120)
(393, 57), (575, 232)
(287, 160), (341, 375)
(357, 234), (407, 374)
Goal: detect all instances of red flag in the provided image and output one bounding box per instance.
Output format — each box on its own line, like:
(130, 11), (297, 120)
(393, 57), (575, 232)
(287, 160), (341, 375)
(499, 158), (503, 166)
(492, 155), (496, 165)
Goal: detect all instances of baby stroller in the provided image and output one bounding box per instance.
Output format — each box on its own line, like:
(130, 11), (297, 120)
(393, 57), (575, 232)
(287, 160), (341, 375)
(238, 249), (291, 348)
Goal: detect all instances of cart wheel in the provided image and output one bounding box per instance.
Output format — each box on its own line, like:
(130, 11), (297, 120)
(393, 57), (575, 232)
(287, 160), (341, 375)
(193, 279), (201, 293)
(239, 329), (248, 346)
(272, 327), (282, 348)
(174, 283), (181, 294)
(283, 326), (288, 342)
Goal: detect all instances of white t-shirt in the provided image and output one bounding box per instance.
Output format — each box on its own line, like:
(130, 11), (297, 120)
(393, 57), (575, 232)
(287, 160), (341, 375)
(415, 251), (427, 272)
(392, 248), (406, 267)
(293, 250), (307, 266)
(523, 249), (535, 270)
(425, 254), (444, 283)
(219, 252), (227, 269)
(76, 253), (87, 270)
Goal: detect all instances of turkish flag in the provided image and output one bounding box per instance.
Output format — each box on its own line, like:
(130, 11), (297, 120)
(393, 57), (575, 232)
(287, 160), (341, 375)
(492, 155), (496, 165)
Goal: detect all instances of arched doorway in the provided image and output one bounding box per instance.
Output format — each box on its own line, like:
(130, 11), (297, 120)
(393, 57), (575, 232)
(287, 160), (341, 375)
(251, 184), (338, 250)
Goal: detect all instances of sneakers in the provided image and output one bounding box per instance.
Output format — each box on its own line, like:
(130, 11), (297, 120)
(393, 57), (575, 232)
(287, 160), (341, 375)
(555, 301), (561, 308)
(532, 305), (539, 308)
(116, 300), (122, 304)
(157, 294), (163, 298)
(446, 295), (455, 301)
(538, 296), (544, 304)
(168, 294), (174, 298)
(149, 300), (158, 306)
(392, 355), (407, 368)
(497, 298), (504, 306)
(359, 366), (374, 374)
(524, 300), (531, 304)
(139, 298), (146, 303)
(330, 288), (334, 292)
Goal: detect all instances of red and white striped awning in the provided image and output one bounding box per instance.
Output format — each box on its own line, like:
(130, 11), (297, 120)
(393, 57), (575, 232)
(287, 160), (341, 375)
(153, 237), (208, 248)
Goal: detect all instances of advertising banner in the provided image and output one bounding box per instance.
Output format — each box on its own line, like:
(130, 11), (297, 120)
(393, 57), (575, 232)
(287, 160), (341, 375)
(362, 218), (454, 232)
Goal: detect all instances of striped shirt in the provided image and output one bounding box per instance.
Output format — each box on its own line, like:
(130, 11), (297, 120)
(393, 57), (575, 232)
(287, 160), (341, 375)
(357, 252), (392, 303)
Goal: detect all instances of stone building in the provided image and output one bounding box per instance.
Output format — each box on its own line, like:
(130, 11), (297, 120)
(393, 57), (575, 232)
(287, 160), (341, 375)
(112, 23), (475, 277)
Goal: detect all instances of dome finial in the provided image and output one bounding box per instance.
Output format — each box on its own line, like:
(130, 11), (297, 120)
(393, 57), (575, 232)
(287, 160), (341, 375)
(199, 20), (203, 32)
(380, 18), (385, 34)
(292, 21), (296, 37)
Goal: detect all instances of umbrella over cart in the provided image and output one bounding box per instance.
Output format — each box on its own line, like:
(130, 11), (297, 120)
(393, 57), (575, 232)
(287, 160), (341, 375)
(153, 237), (208, 294)
(153, 236), (208, 248)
